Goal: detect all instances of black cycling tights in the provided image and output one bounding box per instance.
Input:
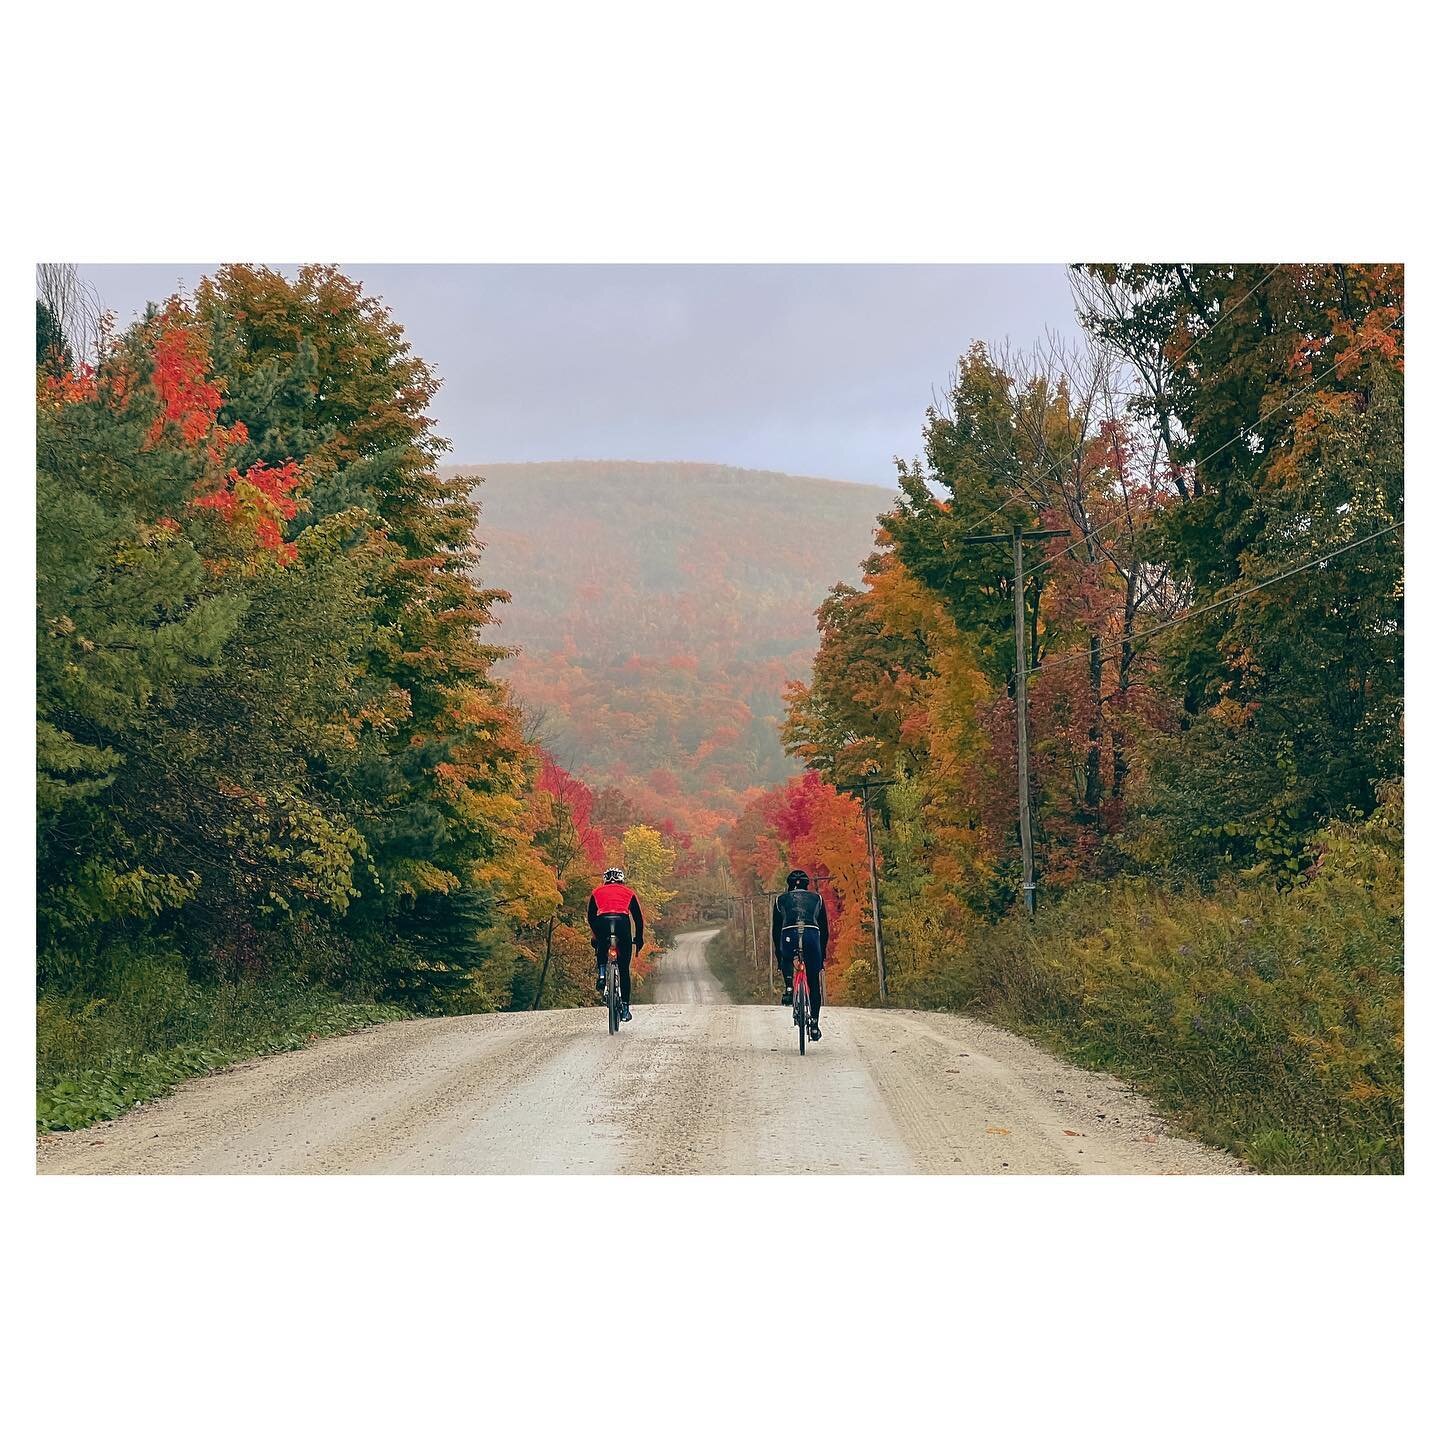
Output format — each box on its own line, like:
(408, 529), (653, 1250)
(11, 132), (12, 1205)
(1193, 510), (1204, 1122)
(778, 930), (823, 1021)
(594, 916), (634, 1003)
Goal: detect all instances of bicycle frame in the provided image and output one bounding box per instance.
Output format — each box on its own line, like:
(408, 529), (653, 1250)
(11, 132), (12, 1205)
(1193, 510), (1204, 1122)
(785, 919), (818, 1054)
(604, 924), (622, 1034)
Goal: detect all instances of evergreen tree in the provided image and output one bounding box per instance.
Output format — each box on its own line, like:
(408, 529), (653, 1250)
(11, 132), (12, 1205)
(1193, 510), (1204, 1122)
(193, 266), (530, 999)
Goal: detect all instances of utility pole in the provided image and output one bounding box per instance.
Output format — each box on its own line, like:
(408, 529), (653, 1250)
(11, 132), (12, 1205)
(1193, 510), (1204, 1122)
(753, 896), (761, 974)
(962, 524), (1068, 917)
(762, 893), (773, 992)
(839, 776), (893, 1002)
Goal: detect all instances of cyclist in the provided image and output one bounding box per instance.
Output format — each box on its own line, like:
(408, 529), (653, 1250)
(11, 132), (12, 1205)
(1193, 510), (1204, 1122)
(772, 868), (828, 1042)
(588, 867), (645, 1023)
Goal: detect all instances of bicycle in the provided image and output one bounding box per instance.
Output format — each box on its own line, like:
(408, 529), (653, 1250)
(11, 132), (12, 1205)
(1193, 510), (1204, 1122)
(602, 922), (623, 1035)
(784, 919), (822, 1055)
(599, 917), (634, 1034)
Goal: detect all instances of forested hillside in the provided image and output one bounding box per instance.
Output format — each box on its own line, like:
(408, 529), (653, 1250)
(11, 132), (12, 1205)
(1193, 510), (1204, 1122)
(446, 461), (892, 836)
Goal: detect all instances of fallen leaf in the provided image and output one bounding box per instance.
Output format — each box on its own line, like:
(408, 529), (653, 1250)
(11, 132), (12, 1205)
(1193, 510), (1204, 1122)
(1142, 1135), (1158, 1144)
(1063, 1129), (1081, 1137)
(90, 1140), (105, 1146)
(985, 1126), (1010, 1136)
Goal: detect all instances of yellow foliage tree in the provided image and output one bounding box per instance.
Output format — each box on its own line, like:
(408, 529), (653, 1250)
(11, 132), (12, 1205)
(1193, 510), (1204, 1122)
(621, 824), (678, 942)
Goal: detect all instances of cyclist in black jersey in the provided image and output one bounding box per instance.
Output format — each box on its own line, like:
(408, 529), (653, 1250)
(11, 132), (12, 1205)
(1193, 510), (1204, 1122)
(772, 868), (828, 1042)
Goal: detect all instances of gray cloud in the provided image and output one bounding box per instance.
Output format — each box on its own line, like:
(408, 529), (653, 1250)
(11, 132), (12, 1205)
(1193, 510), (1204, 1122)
(75, 263), (1082, 485)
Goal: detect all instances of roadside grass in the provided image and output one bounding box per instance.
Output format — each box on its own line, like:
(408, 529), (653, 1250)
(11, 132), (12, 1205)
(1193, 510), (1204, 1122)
(900, 794), (1403, 1175)
(37, 958), (404, 1133)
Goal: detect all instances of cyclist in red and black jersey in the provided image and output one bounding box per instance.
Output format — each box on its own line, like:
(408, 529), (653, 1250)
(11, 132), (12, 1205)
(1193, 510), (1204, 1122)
(587, 867), (645, 1023)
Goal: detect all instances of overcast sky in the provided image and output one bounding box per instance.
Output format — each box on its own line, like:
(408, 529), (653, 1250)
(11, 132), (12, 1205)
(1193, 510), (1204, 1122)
(76, 264), (1083, 485)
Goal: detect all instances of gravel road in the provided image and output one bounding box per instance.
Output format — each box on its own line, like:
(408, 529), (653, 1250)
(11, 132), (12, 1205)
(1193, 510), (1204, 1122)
(647, 926), (727, 1004)
(37, 929), (1244, 1176)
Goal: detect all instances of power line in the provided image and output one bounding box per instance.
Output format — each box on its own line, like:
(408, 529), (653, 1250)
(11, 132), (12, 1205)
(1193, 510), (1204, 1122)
(1027, 521), (1403, 682)
(1158, 263), (1282, 373)
(930, 492), (1033, 538)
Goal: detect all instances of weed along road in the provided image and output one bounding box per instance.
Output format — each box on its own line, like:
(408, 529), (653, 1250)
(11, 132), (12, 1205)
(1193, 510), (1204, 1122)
(38, 930), (1243, 1176)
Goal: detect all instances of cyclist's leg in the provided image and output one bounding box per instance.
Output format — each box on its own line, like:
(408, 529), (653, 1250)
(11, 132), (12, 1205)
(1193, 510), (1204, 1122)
(803, 930), (823, 1022)
(617, 914), (634, 1004)
(779, 932), (799, 998)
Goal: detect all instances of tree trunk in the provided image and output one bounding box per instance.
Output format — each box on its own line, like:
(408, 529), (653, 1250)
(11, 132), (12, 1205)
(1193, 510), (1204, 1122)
(1112, 575), (1137, 801)
(530, 914), (556, 1010)
(1086, 634), (1103, 816)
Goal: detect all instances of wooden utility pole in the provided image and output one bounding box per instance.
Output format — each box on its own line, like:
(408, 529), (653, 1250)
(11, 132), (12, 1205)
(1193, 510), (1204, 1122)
(763, 894), (773, 991)
(963, 525), (1068, 917)
(839, 777), (893, 1002)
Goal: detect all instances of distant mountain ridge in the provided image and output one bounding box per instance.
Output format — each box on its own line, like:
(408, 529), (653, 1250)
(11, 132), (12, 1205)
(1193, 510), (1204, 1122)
(446, 460), (894, 837)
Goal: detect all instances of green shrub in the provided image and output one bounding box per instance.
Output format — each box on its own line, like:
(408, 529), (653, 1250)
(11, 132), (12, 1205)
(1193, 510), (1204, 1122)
(907, 790), (1403, 1174)
(37, 945), (404, 1132)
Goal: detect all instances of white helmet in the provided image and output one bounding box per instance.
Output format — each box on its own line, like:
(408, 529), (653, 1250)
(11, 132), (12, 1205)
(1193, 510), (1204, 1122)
(604, 867), (626, 884)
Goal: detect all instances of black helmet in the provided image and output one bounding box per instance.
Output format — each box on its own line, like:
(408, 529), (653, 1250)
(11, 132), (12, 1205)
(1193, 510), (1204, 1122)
(786, 869), (810, 890)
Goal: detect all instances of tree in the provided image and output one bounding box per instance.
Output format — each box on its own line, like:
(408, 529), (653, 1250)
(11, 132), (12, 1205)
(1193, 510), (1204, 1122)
(36, 303), (315, 977)
(191, 265), (531, 999)
(622, 825), (679, 925)
(876, 340), (1178, 898)
(1074, 263), (1404, 869)
(36, 266), (548, 1016)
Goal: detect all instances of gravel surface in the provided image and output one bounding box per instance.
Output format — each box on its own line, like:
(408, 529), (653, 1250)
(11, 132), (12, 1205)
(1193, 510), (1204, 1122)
(648, 926), (726, 1004)
(37, 930), (1245, 1176)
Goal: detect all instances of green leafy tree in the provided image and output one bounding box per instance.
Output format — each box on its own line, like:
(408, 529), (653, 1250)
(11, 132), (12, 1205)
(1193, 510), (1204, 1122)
(192, 266), (530, 1000)
(1075, 263), (1404, 867)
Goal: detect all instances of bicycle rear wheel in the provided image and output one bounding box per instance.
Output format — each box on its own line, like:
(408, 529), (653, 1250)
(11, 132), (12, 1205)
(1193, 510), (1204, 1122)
(797, 988), (807, 1055)
(607, 965), (619, 1034)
